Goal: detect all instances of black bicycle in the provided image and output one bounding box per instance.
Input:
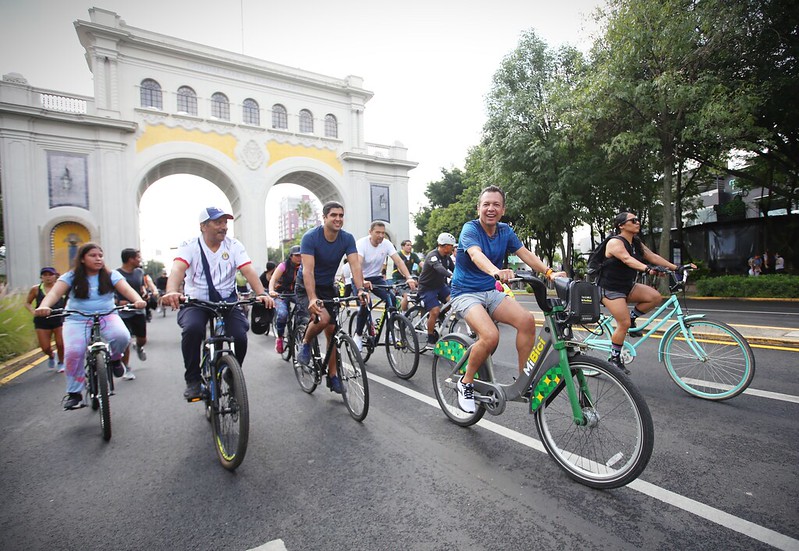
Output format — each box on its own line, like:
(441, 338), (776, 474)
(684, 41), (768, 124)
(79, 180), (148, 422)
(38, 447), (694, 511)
(274, 293), (297, 362)
(293, 296), (369, 421)
(181, 297), (254, 470)
(48, 305), (133, 441)
(347, 283), (420, 379)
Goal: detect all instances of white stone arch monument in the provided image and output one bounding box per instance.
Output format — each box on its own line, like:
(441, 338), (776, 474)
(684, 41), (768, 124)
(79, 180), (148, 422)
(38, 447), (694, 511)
(0, 7), (416, 286)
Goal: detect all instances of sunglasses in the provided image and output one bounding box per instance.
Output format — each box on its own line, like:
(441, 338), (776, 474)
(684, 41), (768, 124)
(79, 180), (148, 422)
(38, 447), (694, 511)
(625, 217), (641, 224)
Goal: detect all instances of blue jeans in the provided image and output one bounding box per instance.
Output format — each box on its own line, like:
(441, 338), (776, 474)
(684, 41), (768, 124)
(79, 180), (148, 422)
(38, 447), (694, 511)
(274, 296), (295, 337)
(356, 276), (394, 335)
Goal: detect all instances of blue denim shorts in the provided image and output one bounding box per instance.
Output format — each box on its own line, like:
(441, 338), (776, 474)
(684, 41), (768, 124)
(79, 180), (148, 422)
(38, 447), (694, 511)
(450, 290), (507, 318)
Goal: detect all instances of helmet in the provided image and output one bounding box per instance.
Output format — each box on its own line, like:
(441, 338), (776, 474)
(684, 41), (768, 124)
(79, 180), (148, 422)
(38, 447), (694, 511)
(289, 245), (301, 255)
(437, 232), (457, 246)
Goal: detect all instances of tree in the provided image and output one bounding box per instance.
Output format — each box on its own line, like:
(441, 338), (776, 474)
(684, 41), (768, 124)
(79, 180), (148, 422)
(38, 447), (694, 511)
(296, 199), (313, 230)
(482, 30), (594, 270)
(413, 167), (469, 250)
(143, 259), (165, 280)
(589, 0), (752, 264)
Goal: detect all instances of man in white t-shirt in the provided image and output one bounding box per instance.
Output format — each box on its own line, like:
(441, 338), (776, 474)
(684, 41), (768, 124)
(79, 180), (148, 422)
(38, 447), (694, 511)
(162, 206), (274, 401)
(353, 221), (417, 350)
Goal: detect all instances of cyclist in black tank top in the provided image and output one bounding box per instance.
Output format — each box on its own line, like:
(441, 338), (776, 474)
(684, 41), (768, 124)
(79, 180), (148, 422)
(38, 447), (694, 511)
(25, 267), (66, 370)
(598, 212), (686, 373)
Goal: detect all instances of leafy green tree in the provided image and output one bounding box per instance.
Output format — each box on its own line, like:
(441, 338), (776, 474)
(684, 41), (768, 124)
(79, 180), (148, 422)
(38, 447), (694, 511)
(296, 199), (314, 230)
(143, 259), (165, 280)
(482, 30), (593, 269)
(589, 0), (750, 262)
(413, 167), (469, 250)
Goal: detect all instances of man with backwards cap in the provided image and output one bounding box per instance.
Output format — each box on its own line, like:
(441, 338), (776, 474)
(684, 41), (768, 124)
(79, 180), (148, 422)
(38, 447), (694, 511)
(162, 206), (274, 401)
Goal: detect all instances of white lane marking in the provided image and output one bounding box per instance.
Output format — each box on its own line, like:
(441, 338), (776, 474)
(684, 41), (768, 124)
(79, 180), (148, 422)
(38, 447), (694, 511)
(680, 377), (799, 403)
(249, 539), (288, 551)
(369, 373), (799, 551)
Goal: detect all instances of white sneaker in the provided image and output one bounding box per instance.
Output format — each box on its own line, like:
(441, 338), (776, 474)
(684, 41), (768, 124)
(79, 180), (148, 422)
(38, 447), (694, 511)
(353, 334), (363, 352)
(457, 379), (475, 413)
(47, 356), (56, 369)
(57, 363), (65, 373)
(123, 367), (136, 380)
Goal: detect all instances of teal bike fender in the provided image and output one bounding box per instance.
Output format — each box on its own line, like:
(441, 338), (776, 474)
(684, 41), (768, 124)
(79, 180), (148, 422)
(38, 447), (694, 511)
(657, 313), (706, 361)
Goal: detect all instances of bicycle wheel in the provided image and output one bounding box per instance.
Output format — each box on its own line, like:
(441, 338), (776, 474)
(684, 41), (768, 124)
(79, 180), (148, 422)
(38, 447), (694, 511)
(292, 322), (318, 393)
(92, 350), (112, 441)
(447, 315), (475, 339)
(337, 333), (369, 421)
(431, 333), (486, 427)
(347, 307), (374, 362)
(386, 313), (420, 379)
(405, 305), (428, 350)
(535, 355), (653, 489)
(662, 318), (755, 400)
(211, 355), (249, 470)
(280, 316), (293, 362)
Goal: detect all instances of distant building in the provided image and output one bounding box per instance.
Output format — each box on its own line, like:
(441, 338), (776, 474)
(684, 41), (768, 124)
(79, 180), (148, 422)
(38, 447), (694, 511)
(279, 194), (320, 243)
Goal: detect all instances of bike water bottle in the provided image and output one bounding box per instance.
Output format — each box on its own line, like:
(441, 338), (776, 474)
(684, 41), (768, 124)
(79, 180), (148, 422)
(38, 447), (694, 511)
(215, 317), (224, 335)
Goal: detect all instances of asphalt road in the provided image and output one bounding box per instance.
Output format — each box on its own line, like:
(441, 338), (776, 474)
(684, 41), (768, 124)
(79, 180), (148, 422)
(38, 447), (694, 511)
(1, 307), (797, 551)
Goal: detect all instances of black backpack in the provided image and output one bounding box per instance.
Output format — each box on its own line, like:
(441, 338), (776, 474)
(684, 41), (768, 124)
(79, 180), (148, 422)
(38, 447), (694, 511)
(586, 235), (625, 283)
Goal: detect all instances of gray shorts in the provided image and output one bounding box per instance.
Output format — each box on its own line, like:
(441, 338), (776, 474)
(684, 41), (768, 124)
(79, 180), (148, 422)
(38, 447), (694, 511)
(600, 287), (628, 301)
(450, 290), (507, 318)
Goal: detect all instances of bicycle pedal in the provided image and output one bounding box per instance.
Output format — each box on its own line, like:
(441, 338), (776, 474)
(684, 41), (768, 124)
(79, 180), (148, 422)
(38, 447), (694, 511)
(186, 396), (203, 403)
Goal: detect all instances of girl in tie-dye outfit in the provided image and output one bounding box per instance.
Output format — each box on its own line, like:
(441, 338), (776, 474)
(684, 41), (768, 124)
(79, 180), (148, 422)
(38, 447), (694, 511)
(34, 243), (146, 410)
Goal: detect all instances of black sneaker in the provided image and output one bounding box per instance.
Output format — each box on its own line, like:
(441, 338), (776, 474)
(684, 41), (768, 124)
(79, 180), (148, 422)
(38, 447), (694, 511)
(62, 392), (83, 410)
(183, 381), (204, 401)
(608, 355), (630, 375)
(110, 359), (125, 378)
(628, 316), (641, 338)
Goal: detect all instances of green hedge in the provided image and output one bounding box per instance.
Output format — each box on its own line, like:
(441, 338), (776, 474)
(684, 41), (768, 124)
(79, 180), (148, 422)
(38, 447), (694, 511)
(695, 274), (799, 298)
(0, 290), (38, 363)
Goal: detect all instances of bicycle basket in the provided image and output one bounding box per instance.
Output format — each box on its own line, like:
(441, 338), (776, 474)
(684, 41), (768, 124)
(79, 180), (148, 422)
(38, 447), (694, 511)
(554, 279), (601, 324)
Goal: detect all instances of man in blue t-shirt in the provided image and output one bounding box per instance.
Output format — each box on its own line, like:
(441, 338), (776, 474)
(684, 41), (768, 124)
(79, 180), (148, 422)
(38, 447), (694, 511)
(295, 201), (368, 393)
(450, 185), (564, 413)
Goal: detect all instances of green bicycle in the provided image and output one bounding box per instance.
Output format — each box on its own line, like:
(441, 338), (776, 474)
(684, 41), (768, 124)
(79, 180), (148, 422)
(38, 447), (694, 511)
(433, 273), (654, 489)
(577, 268), (755, 401)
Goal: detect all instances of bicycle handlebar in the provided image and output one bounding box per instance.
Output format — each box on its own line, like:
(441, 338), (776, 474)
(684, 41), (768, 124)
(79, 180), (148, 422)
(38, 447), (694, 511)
(180, 295), (260, 314)
(47, 305), (136, 319)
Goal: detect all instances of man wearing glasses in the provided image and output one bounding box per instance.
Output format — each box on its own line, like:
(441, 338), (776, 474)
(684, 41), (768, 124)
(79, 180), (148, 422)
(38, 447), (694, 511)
(597, 211), (686, 373)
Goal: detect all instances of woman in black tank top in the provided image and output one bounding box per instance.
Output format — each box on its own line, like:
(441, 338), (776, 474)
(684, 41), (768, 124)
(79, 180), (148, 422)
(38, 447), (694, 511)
(598, 212), (681, 373)
(25, 267), (66, 370)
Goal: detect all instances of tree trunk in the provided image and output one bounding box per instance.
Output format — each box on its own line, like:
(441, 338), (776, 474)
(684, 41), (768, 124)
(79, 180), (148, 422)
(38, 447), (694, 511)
(658, 154), (674, 294)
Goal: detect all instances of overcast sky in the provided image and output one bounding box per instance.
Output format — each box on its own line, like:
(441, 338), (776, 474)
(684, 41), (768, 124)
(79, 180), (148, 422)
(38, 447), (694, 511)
(1, 0), (602, 259)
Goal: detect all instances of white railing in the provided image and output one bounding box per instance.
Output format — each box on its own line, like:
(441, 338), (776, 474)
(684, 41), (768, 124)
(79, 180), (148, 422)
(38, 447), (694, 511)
(40, 94), (87, 114)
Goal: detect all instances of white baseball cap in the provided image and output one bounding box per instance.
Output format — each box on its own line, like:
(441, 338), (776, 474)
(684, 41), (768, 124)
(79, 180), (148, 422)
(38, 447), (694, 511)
(199, 206), (233, 223)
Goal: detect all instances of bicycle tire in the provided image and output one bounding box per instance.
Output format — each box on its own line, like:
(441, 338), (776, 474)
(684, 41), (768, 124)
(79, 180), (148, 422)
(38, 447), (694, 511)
(86, 356), (100, 411)
(347, 307), (375, 362)
(337, 333), (369, 421)
(405, 305), (428, 351)
(292, 322), (318, 393)
(280, 316), (293, 362)
(535, 355), (653, 489)
(92, 350), (112, 441)
(386, 313), (420, 379)
(447, 315), (475, 339)
(431, 333), (486, 427)
(211, 355), (249, 470)
(662, 318), (755, 401)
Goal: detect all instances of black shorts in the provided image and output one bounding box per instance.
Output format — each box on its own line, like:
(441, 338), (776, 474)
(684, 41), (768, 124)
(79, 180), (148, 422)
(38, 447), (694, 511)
(295, 284), (337, 321)
(33, 317), (63, 331)
(121, 314), (147, 338)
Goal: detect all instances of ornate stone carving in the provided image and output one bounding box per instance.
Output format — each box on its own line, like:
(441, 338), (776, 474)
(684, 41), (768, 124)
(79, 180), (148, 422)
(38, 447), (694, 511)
(241, 139), (264, 170)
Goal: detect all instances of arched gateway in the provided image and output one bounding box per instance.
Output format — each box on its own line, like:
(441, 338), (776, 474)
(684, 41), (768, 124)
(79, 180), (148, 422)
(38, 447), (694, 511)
(0, 7), (416, 287)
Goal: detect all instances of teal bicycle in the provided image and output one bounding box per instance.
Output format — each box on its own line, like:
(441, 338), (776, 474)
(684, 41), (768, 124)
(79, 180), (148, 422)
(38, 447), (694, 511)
(433, 273), (654, 489)
(577, 268), (755, 401)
